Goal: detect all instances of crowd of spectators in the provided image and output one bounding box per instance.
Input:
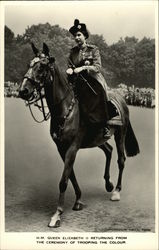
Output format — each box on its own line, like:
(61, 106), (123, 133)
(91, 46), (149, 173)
(4, 81), (155, 109)
(4, 81), (19, 97)
(115, 84), (155, 108)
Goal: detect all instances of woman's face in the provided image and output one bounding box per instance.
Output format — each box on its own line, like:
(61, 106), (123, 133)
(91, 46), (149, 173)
(74, 31), (86, 46)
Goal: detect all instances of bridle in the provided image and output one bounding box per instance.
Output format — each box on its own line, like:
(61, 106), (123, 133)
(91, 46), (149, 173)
(23, 56), (75, 127)
(25, 84), (51, 123)
(23, 57), (52, 123)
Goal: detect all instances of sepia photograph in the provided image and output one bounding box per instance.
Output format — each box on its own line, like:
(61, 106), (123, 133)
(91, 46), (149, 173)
(0, 0), (158, 249)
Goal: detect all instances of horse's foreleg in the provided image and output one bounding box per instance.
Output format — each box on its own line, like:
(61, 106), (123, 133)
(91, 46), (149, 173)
(111, 129), (126, 201)
(99, 143), (114, 192)
(48, 143), (79, 227)
(57, 147), (82, 210)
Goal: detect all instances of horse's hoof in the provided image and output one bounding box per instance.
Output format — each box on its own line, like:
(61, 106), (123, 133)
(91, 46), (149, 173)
(48, 219), (61, 228)
(110, 190), (120, 201)
(72, 201), (84, 211)
(105, 182), (114, 192)
(48, 213), (61, 228)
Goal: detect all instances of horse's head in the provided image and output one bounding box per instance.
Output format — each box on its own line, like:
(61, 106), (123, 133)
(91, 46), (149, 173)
(19, 43), (55, 101)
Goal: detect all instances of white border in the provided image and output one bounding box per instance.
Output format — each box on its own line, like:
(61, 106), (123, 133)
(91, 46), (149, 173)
(0, 1), (158, 250)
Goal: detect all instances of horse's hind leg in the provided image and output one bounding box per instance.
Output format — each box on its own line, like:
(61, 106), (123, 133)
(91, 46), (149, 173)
(111, 128), (126, 201)
(70, 170), (84, 211)
(99, 143), (114, 192)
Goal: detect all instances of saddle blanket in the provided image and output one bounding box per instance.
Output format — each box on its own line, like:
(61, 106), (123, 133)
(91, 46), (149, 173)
(107, 91), (123, 126)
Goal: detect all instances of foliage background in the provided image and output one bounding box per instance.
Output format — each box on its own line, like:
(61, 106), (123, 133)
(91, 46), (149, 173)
(5, 24), (155, 88)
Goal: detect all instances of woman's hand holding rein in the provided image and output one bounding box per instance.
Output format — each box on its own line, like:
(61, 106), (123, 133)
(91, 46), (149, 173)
(66, 66), (86, 75)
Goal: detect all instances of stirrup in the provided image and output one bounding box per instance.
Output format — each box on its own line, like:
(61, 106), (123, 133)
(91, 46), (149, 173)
(52, 132), (58, 139)
(103, 127), (111, 139)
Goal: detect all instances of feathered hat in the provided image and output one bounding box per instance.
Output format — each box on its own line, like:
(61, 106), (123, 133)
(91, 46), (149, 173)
(69, 19), (89, 39)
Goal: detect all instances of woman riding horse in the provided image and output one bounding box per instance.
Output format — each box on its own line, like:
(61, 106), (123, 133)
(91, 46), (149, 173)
(19, 41), (139, 228)
(66, 19), (121, 139)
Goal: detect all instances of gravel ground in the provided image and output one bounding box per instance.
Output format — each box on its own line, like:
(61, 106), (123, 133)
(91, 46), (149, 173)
(5, 99), (155, 232)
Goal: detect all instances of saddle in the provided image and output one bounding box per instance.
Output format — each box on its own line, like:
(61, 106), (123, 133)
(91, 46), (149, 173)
(107, 92), (123, 126)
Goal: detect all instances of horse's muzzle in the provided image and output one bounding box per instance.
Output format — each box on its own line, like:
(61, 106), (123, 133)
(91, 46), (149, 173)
(19, 88), (32, 100)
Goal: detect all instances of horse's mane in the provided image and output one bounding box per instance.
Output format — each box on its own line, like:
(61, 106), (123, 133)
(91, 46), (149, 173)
(54, 63), (73, 93)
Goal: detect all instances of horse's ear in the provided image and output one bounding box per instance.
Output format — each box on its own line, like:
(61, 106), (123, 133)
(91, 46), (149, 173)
(43, 43), (50, 56)
(31, 42), (39, 56)
(49, 57), (55, 64)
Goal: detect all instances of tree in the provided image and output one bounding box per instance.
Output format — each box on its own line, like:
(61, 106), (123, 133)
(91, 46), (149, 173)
(5, 26), (14, 46)
(134, 37), (155, 88)
(4, 24), (155, 89)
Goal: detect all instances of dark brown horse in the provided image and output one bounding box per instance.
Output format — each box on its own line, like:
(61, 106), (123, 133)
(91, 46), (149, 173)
(19, 43), (140, 227)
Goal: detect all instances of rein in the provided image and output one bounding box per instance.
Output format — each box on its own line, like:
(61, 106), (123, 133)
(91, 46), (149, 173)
(25, 86), (50, 123)
(24, 64), (75, 130)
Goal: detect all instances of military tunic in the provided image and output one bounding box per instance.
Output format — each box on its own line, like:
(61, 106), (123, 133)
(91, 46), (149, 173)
(68, 44), (109, 100)
(68, 44), (109, 124)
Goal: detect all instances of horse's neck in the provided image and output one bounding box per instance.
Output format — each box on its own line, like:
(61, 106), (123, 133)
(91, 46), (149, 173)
(53, 67), (67, 105)
(45, 65), (73, 117)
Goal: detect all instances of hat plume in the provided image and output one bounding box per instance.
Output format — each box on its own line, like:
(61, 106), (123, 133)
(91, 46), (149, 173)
(74, 19), (79, 27)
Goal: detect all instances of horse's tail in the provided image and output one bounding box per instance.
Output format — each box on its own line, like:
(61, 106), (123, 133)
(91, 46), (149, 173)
(125, 121), (140, 157)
